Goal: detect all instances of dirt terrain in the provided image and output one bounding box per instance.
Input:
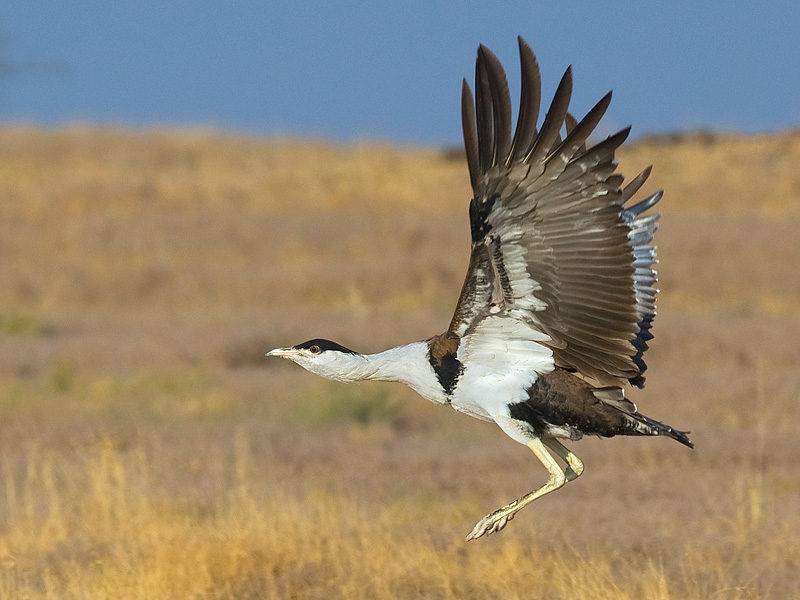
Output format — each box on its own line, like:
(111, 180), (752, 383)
(0, 126), (799, 598)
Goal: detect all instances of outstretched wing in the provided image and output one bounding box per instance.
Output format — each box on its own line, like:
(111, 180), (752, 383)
(449, 37), (661, 389)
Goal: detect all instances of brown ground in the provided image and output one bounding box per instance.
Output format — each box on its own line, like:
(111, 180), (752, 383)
(0, 125), (799, 598)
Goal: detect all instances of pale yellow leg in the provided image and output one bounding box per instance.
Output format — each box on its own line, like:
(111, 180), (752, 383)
(465, 438), (567, 541)
(543, 438), (584, 482)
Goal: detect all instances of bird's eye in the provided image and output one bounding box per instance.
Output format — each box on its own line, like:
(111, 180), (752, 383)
(309, 345), (321, 354)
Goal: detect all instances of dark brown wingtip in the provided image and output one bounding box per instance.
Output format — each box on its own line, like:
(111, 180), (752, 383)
(621, 165), (653, 203)
(478, 44), (512, 168)
(549, 89), (613, 162)
(517, 36), (539, 78)
(526, 64), (573, 165)
(461, 77), (479, 190)
(590, 125), (631, 153)
(510, 37), (542, 163)
(615, 125), (633, 144)
(596, 89), (613, 114)
(474, 46), (494, 176)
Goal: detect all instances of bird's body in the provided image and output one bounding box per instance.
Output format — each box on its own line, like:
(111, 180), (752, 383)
(268, 38), (692, 540)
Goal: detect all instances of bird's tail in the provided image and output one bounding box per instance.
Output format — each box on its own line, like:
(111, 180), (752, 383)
(628, 412), (694, 449)
(591, 387), (693, 448)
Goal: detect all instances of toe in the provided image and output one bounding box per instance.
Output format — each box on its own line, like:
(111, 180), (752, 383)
(466, 516), (493, 541)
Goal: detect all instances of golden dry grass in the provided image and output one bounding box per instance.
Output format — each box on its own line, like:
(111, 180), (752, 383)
(1, 125), (800, 598)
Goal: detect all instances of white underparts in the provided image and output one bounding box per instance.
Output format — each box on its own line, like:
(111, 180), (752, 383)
(450, 316), (554, 425)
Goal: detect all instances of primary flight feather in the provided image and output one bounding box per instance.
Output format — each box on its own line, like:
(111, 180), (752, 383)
(268, 37), (692, 541)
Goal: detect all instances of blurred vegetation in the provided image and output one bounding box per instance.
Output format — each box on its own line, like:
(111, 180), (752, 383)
(291, 381), (398, 427)
(0, 312), (53, 337)
(0, 126), (799, 598)
(1, 361), (236, 422)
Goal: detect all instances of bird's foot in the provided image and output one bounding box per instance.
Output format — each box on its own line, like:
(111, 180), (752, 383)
(464, 439), (572, 541)
(465, 510), (515, 541)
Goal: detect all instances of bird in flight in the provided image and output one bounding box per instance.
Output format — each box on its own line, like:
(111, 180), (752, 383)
(268, 37), (693, 541)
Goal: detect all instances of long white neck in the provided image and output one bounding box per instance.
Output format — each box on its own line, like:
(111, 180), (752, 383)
(332, 343), (427, 383)
(313, 342), (446, 405)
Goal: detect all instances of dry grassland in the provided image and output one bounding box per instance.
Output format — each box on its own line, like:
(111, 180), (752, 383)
(1, 125), (799, 598)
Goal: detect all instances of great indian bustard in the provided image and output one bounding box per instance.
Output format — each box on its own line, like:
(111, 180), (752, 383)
(268, 37), (693, 541)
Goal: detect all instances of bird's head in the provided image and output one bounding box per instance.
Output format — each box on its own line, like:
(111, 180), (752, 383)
(266, 338), (364, 382)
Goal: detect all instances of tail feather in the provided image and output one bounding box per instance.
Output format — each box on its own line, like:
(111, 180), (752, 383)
(631, 412), (694, 449)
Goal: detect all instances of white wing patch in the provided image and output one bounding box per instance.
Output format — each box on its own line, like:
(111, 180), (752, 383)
(487, 204), (548, 315)
(451, 316), (554, 422)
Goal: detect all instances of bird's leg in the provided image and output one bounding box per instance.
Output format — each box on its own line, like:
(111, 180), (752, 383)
(543, 438), (584, 482)
(465, 437), (567, 541)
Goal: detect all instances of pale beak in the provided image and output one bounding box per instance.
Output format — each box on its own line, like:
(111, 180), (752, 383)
(266, 347), (295, 358)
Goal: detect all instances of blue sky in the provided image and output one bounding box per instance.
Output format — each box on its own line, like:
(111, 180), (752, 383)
(1, 2), (798, 146)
